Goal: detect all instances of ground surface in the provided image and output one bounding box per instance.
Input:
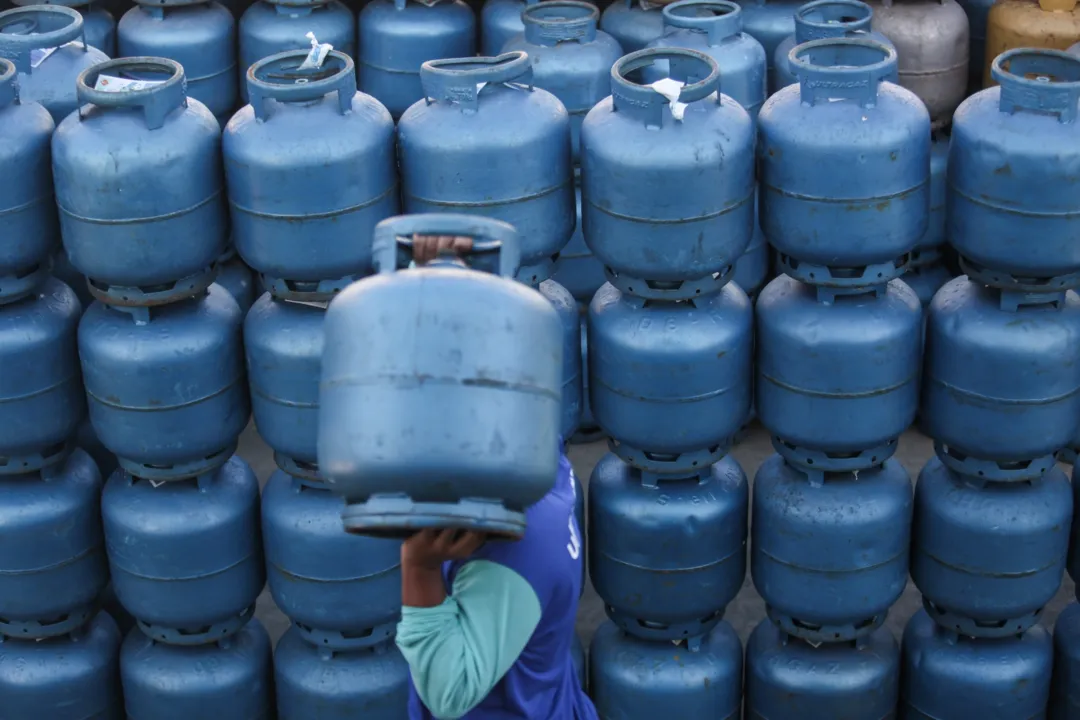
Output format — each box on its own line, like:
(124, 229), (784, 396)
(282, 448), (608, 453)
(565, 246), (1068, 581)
(237, 421), (1078, 649)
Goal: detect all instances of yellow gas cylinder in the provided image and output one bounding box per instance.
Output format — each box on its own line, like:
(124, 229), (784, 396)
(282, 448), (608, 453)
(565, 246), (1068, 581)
(984, 0), (1080, 85)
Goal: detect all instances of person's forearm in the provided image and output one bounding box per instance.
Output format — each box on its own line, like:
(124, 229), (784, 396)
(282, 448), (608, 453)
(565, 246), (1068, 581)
(403, 563), (448, 608)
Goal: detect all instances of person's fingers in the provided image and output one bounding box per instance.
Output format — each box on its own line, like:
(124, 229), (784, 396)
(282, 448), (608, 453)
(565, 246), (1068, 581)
(448, 530), (486, 557)
(412, 234), (474, 264)
(449, 236), (473, 254)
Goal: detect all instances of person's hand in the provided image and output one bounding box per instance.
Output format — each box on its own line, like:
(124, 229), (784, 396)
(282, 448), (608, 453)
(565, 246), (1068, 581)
(402, 528), (487, 572)
(412, 234), (473, 264)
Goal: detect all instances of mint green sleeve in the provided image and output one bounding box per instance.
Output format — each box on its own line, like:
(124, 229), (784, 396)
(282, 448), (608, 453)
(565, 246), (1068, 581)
(395, 559), (543, 720)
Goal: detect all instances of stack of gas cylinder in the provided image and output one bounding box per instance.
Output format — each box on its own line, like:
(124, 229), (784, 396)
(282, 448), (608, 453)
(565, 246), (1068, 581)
(582, 45), (754, 716)
(748, 36), (927, 715)
(0, 49), (121, 716)
(910, 47), (1080, 718)
(49, 55), (269, 717)
(225, 46), (412, 716)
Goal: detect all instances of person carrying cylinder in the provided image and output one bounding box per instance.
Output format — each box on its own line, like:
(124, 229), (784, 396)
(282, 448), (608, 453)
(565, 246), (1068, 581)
(394, 234), (597, 720)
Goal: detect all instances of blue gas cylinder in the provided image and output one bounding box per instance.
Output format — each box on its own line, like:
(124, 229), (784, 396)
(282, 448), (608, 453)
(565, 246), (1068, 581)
(589, 281), (753, 474)
(756, 275), (922, 476)
(643, 0), (767, 121)
(772, 0), (895, 92)
(51, 249), (92, 310)
(79, 5), (115, 54)
(263, 470), (401, 647)
(121, 619), (274, 719)
(752, 454), (910, 642)
(118, 1), (236, 124)
(318, 215), (563, 539)
(951, 49), (1080, 290)
(571, 314), (604, 443)
(1052, 603), (1080, 718)
(13, 0), (120, 56)
(0, 278), (85, 473)
(0, 57), (56, 303)
(911, 452), (1071, 634)
(238, 0), (355, 104)
(102, 455), (264, 642)
(589, 621), (742, 718)
(358, 0), (476, 119)
(551, 184), (604, 304)
(502, 1), (621, 166)
(901, 608), (1052, 718)
(0, 5), (109, 124)
(0, 449), (106, 639)
(52, 57), (227, 306)
(224, 49), (398, 297)
(589, 452), (748, 641)
(1071, 463), (1080, 583)
(75, 417), (118, 479)
(399, 52), (574, 283)
(901, 261), (952, 308)
(759, 38), (929, 287)
(245, 293), (325, 473)
(532, 277), (582, 439)
(79, 286), (249, 480)
(600, 0), (663, 52)
(581, 47), (755, 298)
(922, 277), (1080, 481)
(0, 611), (122, 718)
(913, 128), (949, 263)
(745, 619), (900, 718)
(735, 0), (799, 81)
(214, 248), (255, 315)
(735, 209), (769, 299)
(274, 627), (410, 719)
(482, 0), (540, 54)
(99, 581), (136, 636)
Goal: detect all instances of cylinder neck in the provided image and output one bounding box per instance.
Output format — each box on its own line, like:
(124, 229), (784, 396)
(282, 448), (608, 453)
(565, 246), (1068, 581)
(522, 1), (599, 47)
(793, 0), (873, 44)
(662, 0), (743, 46)
(0, 57), (16, 108)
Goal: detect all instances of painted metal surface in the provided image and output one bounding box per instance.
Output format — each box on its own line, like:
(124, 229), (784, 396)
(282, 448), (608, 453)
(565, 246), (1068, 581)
(950, 49), (1080, 289)
(263, 470), (401, 649)
(120, 619), (274, 719)
(118, 1), (237, 122)
(589, 621), (743, 719)
(102, 455), (265, 642)
(911, 453), (1071, 635)
(752, 454), (912, 643)
(600, 0), (664, 52)
(53, 57), (226, 306)
(867, 0), (969, 127)
(319, 215), (562, 539)
(745, 620), (900, 719)
(0, 611), (122, 719)
(0, 58), (56, 303)
(225, 49), (398, 298)
(772, 0), (894, 92)
(0, 449), (106, 639)
(502, 1), (622, 165)
(581, 47), (755, 298)
(901, 608), (1052, 718)
(588, 280), (753, 476)
(758, 37), (929, 287)
(79, 285), (250, 481)
(921, 277), (1080, 481)
(755, 275), (923, 477)
(274, 628), (410, 719)
(589, 452), (748, 641)
(238, 0), (355, 104)
(357, 0), (475, 119)
(398, 52), (574, 282)
(0, 5), (109, 123)
(0, 278), (84, 473)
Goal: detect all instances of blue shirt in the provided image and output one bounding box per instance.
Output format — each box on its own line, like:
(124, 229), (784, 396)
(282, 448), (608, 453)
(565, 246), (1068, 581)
(397, 452), (596, 720)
